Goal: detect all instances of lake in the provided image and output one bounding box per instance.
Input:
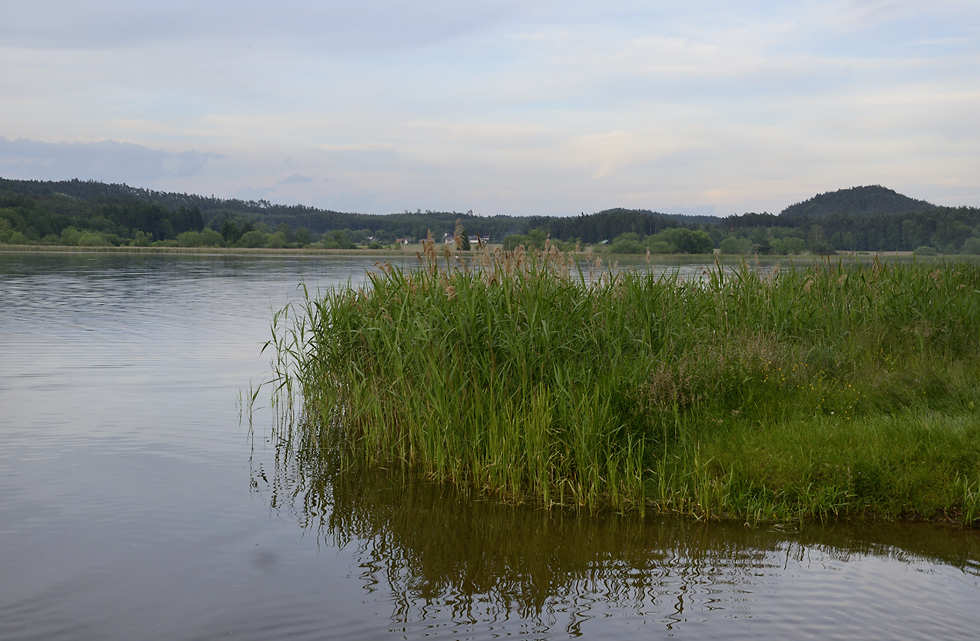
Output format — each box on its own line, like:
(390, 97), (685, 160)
(1, 251), (978, 640)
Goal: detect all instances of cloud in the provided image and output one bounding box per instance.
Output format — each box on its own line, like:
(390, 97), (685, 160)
(0, 137), (221, 184)
(0, 0), (534, 52)
(234, 185), (277, 201)
(668, 204), (719, 217)
(2, 2), (979, 215)
(277, 174), (314, 184)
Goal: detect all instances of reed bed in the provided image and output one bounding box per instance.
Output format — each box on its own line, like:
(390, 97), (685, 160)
(269, 242), (980, 523)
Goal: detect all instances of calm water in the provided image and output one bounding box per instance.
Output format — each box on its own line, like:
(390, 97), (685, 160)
(1, 251), (978, 640)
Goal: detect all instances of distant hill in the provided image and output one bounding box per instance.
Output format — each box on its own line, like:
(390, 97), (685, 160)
(593, 208), (722, 226)
(780, 185), (936, 218)
(0, 178), (720, 243)
(6, 177), (980, 252)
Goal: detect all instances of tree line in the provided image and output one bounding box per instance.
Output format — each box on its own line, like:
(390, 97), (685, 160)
(3, 178), (980, 255)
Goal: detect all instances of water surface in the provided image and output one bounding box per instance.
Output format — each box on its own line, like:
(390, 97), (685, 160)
(1, 252), (978, 640)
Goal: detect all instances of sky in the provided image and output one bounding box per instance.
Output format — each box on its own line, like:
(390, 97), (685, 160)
(1, 0), (979, 217)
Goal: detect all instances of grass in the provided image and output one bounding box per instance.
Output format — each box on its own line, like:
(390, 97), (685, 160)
(268, 241), (980, 524)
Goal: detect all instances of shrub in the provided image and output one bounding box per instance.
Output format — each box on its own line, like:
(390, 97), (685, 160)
(321, 230), (356, 250)
(961, 237), (980, 255)
(6, 230), (29, 244)
(720, 237), (750, 255)
(131, 231), (152, 247)
(502, 234), (527, 251)
(657, 228), (714, 254)
(266, 231), (287, 249)
(61, 226), (82, 246)
(201, 228), (224, 246)
(176, 231), (205, 247)
(238, 230), (268, 248)
(294, 227), (313, 246)
(77, 232), (109, 247)
(609, 239), (646, 254)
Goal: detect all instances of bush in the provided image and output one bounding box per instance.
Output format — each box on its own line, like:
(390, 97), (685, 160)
(201, 228), (224, 246)
(5, 230), (29, 244)
(131, 231), (153, 247)
(294, 227), (313, 246)
(221, 220), (243, 245)
(266, 231), (287, 249)
(608, 239), (646, 254)
(321, 230), (356, 250)
(77, 232), (110, 247)
(238, 230), (268, 248)
(61, 226), (82, 246)
(503, 234), (528, 251)
(176, 231), (205, 247)
(961, 238), (980, 255)
(771, 236), (806, 255)
(809, 241), (836, 255)
(657, 228), (714, 254)
(720, 237), (750, 255)
(914, 245), (938, 256)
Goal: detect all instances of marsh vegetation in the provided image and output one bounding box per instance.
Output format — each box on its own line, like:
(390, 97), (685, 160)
(269, 243), (980, 524)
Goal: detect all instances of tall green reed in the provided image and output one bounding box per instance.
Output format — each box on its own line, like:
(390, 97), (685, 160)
(270, 246), (980, 520)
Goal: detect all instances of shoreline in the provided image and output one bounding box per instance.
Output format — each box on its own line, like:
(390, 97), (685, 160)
(0, 243), (938, 261)
(0, 243), (421, 257)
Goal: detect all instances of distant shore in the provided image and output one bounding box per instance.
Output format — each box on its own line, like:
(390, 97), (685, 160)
(0, 243), (439, 257)
(0, 243), (938, 261)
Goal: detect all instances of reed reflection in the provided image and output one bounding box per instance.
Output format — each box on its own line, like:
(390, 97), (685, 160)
(250, 416), (979, 634)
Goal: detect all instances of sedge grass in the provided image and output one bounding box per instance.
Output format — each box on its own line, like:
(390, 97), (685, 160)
(269, 243), (980, 523)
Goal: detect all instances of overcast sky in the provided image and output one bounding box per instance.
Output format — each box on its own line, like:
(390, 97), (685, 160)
(1, 0), (978, 216)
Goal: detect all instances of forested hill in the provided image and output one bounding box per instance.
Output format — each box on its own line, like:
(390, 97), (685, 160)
(5, 177), (980, 254)
(0, 177), (714, 245)
(780, 185), (935, 218)
(0, 176), (356, 229)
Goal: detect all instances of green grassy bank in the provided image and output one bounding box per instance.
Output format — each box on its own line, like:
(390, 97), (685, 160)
(271, 245), (980, 524)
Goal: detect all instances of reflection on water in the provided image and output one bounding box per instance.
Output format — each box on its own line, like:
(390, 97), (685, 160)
(255, 416), (980, 638)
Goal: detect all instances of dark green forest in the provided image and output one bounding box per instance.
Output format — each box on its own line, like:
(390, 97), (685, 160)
(781, 185), (935, 218)
(2, 178), (979, 255)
